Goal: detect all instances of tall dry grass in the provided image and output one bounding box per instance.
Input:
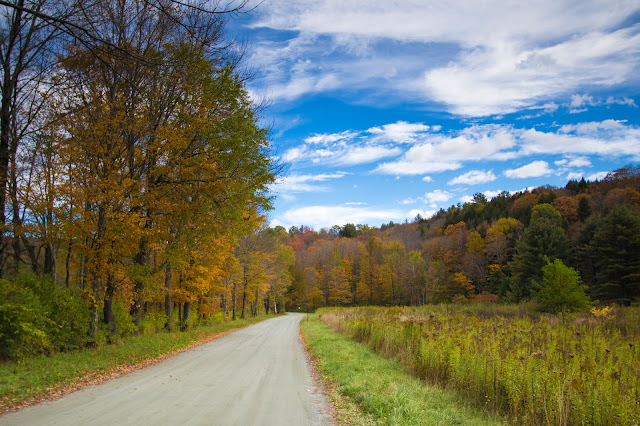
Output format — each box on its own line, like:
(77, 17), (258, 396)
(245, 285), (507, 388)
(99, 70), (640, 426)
(318, 305), (640, 425)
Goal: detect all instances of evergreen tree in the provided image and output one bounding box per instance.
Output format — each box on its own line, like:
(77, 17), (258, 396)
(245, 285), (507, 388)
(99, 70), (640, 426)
(577, 196), (592, 222)
(588, 205), (640, 304)
(509, 204), (570, 300)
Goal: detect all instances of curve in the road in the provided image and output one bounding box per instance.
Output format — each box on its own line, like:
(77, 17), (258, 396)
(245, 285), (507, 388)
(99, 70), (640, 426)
(0, 313), (334, 426)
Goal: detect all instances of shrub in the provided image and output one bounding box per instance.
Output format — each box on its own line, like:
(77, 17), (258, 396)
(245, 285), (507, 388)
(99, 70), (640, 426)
(533, 258), (591, 314)
(0, 278), (52, 359)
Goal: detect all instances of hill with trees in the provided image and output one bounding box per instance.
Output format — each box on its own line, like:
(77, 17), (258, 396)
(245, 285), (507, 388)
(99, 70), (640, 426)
(282, 165), (640, 311)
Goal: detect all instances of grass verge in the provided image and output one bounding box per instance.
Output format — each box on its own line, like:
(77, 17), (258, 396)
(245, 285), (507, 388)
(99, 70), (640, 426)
(300, 314), (505, 425)
(0, 314), (275, 413)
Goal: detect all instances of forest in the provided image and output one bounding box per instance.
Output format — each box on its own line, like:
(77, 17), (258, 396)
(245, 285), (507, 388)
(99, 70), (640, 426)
(284, 166), (640, 312)
(0, 0), (294, 361)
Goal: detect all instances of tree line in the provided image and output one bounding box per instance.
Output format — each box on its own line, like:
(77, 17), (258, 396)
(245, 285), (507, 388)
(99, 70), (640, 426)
(284, 166), (640, 311)
(0, 0), (292, 360)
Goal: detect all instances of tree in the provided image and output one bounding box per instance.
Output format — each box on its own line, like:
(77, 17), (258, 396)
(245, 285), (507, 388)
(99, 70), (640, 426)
(586, 205), (640, 304)
(533, 258), (591, 314)
(0, 0), (66, 274)
(339, 223), (357, 238)
(577, 195), (592, 222)
(509, 204), (570, 300)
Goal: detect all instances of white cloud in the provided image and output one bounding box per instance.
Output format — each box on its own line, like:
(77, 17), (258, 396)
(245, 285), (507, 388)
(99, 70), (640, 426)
(567, 95), (637, 113)
(606, 96), (637, 107)
(483, 190), (505, 198)
(424, 189), (453, 204)
(367, 121), (431, 143)
(567, 172), (584, 180)
(284, 120), (639, 185)
(460, 195), (474, 203)
(400, 197), (418, 205)
(282, 146), (307, 162)
(567, 157), (592, 168)
(305, 130), (358, 145)
(275, 205), (405, 229)
(570, 94), (597, 109)
(519, 126), (640, 158)
(555, 155), (592, 170)
(250, 1), (640, 116)
(273, 172), (349, 192)
(253, 1), (636, 46)
(558, 119), (627, 134)
(504, 161), (553, 178)
(339, 146), (403, 165)
(375, 124), (517, 175)
(408, 209), (436, 220)
(587, 171), (609, 181)
(424, 28), (640, 116)
(448, 170), (496, 185)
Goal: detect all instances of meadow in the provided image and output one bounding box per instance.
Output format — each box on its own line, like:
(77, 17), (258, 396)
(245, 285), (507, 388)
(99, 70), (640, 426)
(317, 304), (640, 425)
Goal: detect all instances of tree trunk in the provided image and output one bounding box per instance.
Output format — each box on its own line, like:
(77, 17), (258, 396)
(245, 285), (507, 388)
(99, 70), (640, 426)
(222, 291), (228, 317)
(44, 241), (55, 277)
(181, 301), (191, 331)
(103, 275), (117, 337)
(65, 238), (73, 287)
(89, 302), (99, 343)
(0, 0), (23, 271)
(232, 280), (237, 320)
(131, 238), (149, 331)
(252, 289), (259, 316)
(241, 265), (247, 319)
(164, 264), (173, 331)
(241, 287), (247, 319)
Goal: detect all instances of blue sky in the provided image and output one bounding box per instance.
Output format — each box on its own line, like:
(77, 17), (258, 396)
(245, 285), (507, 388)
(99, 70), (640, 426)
(230, 1), (640, 230)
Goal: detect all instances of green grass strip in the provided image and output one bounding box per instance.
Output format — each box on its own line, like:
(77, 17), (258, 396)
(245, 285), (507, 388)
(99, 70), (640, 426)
(301, 314), (505, 425)
(0, 314), (275, 411)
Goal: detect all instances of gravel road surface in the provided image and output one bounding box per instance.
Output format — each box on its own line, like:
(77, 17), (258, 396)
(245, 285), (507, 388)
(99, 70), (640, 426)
(0, 313), (334, 426)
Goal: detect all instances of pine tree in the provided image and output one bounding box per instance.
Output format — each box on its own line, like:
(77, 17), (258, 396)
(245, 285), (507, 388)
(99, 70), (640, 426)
(509, 204), (570, 301)
(588, 205), (640, 304)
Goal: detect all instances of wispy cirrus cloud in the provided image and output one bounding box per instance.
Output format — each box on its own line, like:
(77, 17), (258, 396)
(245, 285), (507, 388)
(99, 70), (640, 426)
(280, 120), (433, 167)
(249, 0), (640, 116)
(374, 124), (517, 175)
(273, 172), (349, 192)
(373, 120), (640, 176)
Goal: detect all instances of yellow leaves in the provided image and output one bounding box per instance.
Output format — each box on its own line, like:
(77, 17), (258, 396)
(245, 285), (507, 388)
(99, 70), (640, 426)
(444, 221), (467, 238)
(591, 306), (615, 319)
(452, 272), (474, 292)
(465, 231), (485, 254)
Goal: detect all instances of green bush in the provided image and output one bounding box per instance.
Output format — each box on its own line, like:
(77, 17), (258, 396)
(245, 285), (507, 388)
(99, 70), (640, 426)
(533, 258), (591, 314)
(0, 272), (91, 359)
(0, 278), (52, 359)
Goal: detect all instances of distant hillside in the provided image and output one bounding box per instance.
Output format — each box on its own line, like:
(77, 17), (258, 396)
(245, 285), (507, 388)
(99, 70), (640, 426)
(282, 165), (640, 310)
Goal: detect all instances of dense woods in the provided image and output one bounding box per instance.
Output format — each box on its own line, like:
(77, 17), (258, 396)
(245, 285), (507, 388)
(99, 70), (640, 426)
(0, 0), (291, 360)
(284, 166), (640, 312)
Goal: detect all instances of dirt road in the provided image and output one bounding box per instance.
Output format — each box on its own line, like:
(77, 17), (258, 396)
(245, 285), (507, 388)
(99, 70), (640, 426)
(0, 313), (334, 425)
